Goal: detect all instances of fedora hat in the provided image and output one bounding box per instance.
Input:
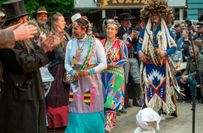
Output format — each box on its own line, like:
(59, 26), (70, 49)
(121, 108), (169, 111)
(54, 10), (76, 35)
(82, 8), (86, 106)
(33, 6), (49, 18)
(2, 0), (28, 22)
(63, 13), (72, 20)
(35, 6), (48, 14)
(198, 14), (203, 22)
(119, 13), (135, 20)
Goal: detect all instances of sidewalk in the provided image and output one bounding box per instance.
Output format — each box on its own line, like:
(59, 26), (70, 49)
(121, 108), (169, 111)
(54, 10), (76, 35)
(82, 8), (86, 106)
(112, 102), (203, 133)
(47, 102), (203, 133)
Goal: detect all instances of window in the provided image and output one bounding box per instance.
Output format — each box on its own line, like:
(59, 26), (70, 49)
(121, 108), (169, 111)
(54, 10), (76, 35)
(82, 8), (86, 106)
(174, 8), (179, 20)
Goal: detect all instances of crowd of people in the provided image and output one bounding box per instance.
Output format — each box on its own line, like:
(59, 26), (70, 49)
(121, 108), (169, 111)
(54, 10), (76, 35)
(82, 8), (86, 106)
(0, 0), (202, 133)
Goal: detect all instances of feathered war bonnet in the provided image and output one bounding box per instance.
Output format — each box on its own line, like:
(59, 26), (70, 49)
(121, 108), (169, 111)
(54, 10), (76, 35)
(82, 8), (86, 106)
(140, 0), (174, 25)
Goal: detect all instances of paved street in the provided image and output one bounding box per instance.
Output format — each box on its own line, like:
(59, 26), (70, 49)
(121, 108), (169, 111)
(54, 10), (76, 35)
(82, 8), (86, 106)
(112, 102), (203, 133)
(48, 102), (203, 133)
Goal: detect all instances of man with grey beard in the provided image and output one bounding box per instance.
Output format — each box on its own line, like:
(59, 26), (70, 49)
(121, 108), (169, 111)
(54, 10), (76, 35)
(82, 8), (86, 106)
(29, 6), (50, 39)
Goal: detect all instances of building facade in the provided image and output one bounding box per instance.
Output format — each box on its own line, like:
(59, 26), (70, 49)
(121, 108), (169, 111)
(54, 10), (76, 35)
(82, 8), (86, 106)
(168, 0), (186, 20)
(74, 0), (187, 20)
(187, 0), (203, 20)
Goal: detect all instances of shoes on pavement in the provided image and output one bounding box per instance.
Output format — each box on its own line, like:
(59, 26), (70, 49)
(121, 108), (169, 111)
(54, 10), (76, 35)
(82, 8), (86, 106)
(190, 99), (198, 105)
(133, 102), (141, 107)
(127, 102), (132, 108)
(160, 113), (177, 120)
(119, 110), (127, 114)
(160, 114), (167, 120)
(105, 128), (111, 133)
(133, 99), (142, 107)
(116, 111), (121, 116)
(170, 111), (178, 117)
(137, 99), (144, 106)
(198, 98), (203, 104)
(125, 101), (132, 108)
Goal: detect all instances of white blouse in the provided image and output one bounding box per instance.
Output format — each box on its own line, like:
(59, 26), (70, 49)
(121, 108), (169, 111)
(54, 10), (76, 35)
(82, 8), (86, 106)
(64, 36), (107, 74)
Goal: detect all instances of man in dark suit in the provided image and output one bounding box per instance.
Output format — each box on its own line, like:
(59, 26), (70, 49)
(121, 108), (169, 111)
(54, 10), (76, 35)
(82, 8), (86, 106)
(125, 26), (143, 107)
(117, 13), (142, 109)
(118, 13), (134, 110)
(117, 13), (134, 40)
(0, 1), (60, 133)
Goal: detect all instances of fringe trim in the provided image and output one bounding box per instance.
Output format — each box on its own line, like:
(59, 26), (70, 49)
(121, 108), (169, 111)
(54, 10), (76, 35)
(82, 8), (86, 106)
(140, 18), (181, 114)
(145, 93), (176, 115)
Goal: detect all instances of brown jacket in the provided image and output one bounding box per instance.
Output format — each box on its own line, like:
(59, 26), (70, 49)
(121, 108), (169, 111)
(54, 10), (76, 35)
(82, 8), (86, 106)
(0, 29), (15, 81)
(0, 40), (49, 133)
(0, 29), (15, 49)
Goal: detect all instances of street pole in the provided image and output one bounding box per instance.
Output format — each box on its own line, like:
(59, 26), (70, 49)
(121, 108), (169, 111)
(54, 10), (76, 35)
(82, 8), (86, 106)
(192, 89), (196, 133)
(187, 20), (203, 133)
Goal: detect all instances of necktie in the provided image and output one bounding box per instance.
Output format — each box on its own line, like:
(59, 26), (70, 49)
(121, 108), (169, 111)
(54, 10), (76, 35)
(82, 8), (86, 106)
(126, 28), (129, 34)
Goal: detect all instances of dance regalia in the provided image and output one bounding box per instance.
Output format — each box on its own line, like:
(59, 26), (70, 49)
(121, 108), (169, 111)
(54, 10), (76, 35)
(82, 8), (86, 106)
(137, 19), (180, 115)
(101, 39), (128, 110)
(100, 39), (128, 130)
(64, 36), (107, 133)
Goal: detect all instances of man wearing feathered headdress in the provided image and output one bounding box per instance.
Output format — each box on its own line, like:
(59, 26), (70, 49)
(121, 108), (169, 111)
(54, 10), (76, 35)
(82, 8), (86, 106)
(137, 0), (180, 117)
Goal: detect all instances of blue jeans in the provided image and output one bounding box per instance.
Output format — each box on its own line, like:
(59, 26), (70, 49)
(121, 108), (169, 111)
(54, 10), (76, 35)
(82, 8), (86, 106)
(187, 76), (197, 98)
(177, 75), (203, 99)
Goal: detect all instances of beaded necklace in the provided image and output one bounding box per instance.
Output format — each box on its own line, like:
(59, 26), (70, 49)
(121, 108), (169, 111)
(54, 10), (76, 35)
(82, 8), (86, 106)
(77, 38), (86, 51)
(75, 39), (85, 61)
(79, 36), (94, 70)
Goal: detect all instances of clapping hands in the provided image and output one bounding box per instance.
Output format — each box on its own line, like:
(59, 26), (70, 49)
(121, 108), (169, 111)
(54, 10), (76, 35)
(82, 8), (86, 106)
(8, 23), (38, 41)
(41, 34), (62, 53)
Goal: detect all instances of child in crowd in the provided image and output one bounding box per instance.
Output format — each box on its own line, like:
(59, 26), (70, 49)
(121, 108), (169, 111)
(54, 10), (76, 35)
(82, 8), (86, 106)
(134, 108), (161, 133)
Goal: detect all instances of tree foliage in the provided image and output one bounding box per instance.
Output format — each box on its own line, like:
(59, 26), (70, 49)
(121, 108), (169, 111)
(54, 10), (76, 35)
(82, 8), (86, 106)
(0, 0), (74, 15)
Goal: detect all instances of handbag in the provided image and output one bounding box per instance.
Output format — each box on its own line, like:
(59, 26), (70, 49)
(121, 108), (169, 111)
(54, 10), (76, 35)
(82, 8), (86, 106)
(63, 72), (76, 84)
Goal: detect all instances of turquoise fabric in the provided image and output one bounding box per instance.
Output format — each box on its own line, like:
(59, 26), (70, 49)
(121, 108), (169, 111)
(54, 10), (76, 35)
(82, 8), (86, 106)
(65, 111), (104, 133)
